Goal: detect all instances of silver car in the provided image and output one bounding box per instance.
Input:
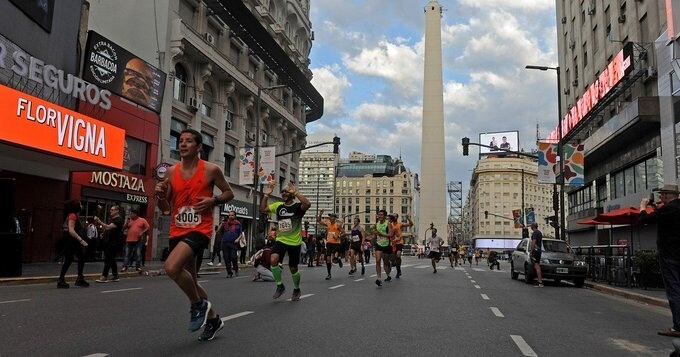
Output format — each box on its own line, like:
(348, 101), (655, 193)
(510, 238), (587, 287)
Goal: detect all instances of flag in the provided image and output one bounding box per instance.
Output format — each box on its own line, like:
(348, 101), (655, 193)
(537, 142), (557, 184)
(238, 146), (276, 186)
(563, 143), (585, 186)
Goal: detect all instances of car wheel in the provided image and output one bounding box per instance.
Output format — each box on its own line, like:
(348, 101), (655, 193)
(510, 263), (518, 280)
(524, 263), (533, 284)
(573, 278), (585, 288)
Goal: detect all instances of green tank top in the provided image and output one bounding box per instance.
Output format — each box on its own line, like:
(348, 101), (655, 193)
(375, 221), (389, 247)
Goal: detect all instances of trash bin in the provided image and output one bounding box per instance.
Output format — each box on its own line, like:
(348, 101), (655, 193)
(0, 232), (22, 277)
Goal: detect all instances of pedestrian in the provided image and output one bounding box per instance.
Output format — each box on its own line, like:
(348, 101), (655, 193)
(251, 238), (274, 282)
(363, 239), (372, 264)
(639, 184), (680, 337)
(427, 228), (444, 273)
(348, 217), (366, 276)
(316, 234), (325, 266)
(371, 209), (394, 287)
(260, 181), (311, 301)
(306, 235), (316, 267)
(529, 223), (544, 288)
(140, 232), (148, 267)
(389, 213), (413, 279)
(57, 200), (89, 288)
(466, 246), (473, 267)
(238, 230), (248, 265)
(474, 249), (481, 266)
(121, 210), (149, 272)
(219, 211), (242, 278)
(95, 206), (124, 283)
(207, 224), (223, 267)
(317, 209), (344, 280)
(155, 128), (235, 341)
(448, 240), (458, 268)
(86, 217), (99, 261)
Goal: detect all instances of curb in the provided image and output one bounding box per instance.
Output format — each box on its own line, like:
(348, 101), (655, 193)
(586, 281), (669, 309)
(0, 264), (249, 287)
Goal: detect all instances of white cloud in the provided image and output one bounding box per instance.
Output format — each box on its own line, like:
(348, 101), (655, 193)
(310, 65), (351, 118)
(458, 0), (553, 11)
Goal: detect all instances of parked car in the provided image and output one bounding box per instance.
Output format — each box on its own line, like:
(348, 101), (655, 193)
(510, 238), (587, 287)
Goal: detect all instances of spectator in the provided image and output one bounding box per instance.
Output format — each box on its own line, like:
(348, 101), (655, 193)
(238, 229), (248, 265)
(218, 211), (242, 278)
(95, 206), (124, 283)
(57, 200), (89, 288)
(306, 235), (316, 267)
(121, 210), (149, 272)
(251, 240), (274, 282)
(207, 224), (223, 267)
(529, 223), (544, 287)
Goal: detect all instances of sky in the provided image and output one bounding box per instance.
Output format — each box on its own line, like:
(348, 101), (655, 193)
(306, 0), (559, 195)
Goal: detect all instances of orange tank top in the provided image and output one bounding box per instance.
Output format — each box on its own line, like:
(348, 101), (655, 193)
(391, 222), (403, 244)
(169, 160), (214, 239)
(326, 222), (342, 244)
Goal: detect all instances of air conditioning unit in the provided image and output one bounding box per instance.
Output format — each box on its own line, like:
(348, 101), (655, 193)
(187, 97), (199, 112)
(246, 130), (256, 142)
(561, 17), (567, 24)
(618, 14), (626, 23)
(563, 88), (570, 95)
(569, 40), (576, 49)
(260, 132), (268, 143)
(643, 66), (658, 83)
(225, 119), (233, 131)
(572, 79), (579, 87)
(205, 33), (216, 46)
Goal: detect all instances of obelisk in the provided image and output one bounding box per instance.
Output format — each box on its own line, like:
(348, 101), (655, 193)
(418, 0), (447, 242)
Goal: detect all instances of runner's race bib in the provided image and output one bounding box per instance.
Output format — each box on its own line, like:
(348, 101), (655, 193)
(175, 206), (201, 228)
(351, 234), (360, 242)
(278, 218), (292, 233)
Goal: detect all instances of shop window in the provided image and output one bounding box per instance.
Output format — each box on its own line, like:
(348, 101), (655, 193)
(224, 143), (235, 178)
(124, 137), (147, 175)
(201, 132), (214, 161)
(201, 84), (213, 117)
(169, 119), (187, 160)
(173, 64), (188, 102)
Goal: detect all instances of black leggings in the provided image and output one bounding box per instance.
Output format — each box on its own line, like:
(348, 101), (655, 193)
(239, 247), (247, 264)
(222, 245), (239, 274)
(59, 238), (85, 279)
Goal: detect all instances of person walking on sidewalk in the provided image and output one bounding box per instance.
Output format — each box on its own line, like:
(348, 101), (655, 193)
(427, 228), (444, 273)
(238, 230), (248, 265)
(639, 184), (680, 337)
(219, 211), (242, 278)
(529, 223), (544, 288)
(260, 181), (311, 301)
(57, 200), (89, 288)
(95, 206), (124, 283)
(156, 128), (235, 341)
(121, 210), (149, 272)
(207, 224), (222, 267)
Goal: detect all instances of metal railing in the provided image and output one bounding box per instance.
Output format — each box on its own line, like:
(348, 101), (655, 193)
(572, 245), (636, 287)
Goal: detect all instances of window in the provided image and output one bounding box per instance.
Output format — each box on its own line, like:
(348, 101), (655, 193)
(583, 44), (588, 68)
(614, 171), (624, 199)
(624, 166), (635, 196)
(201, 84), (213, 117)
(279, 168), (286, 189)
(169, 119), (186, 160)
(200, 132), (214, 160)
(226, 98), (235, 131)
(593, 25), (599, 53)
(224, 143), (235, 177)
(635, 161), (646, 193)
(173, 64), (187, 102)
(124, 137), (147, 175)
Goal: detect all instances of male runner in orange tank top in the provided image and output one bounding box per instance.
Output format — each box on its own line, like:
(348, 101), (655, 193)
(156, 129), (234, 342)
(317, 209), (345, 280)
(389, 213), (413, 279)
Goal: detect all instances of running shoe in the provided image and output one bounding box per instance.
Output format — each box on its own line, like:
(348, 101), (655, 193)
(188, 299), (212, 332)
(385, 276), (392, 282)
(57, 280), (69, 289)
(207, 262), (214, 266)
(121, 267), (128, 272)
(433, 269), (437, 274)
(74, 278), (89, 287)
(273, 284), (286, 299)
(396, 272), (401, 279)
(95, 276), (108, 283)
(110, 276), (120, 282)
(291, 289), (302, 301)
(325, 275), (331, 280)
(216, 262), (222, 266)
(375, 279), (382, 287)
(348, 269), (355, 275)
(338, 259), (343, 268)
(198, 316), (224, 341)
(227, 273), (233, 278)
(361, 266), (365, 275)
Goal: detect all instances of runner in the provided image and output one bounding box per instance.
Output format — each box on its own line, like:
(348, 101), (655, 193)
(371, 209), (393, 287)
(317, 209), (345, 280)
(348, 217), (366, 276)
(156, 128), (234, 341)
(474, 249), (481, 266)
(466, 246), (474, 267)
(389, 213), (413, 279)
(427, 228), (444, 273)
(448, 240), (459, 268)
(260, 181), (311, 300)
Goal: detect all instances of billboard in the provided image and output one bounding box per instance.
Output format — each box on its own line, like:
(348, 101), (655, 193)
(537, 142), (558, 184)
(238, 146), (276, 186)
(479, 131), (519, 155)
(83, 31), (166, 113)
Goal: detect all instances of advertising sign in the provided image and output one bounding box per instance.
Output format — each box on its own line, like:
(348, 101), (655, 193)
(537, 142), (558, 184)
(563, 143), (585, 186)
(238, 146), (276, 186)
(479, 131), (519, 155)
(512, 209), (522, 229)
(666, 0), (680, 42)
(9, 0), (54, 31)
(525, 207), (536, 226)
(221, 200), (254, 218)
(83, 31), (166, 113)
(0, 84), (125, 169)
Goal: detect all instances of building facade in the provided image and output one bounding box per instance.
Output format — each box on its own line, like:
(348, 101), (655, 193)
(468, 157), (554, 246)
(298, 149), (338, 234)
(555, 0), (664, 248)
(87, 0), (321, 257)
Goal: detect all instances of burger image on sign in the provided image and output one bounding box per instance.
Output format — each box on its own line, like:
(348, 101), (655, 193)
(88, 40), (118, 85)
(122, 58), (153, 107)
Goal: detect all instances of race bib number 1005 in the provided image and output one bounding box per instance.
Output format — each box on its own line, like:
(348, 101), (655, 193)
(175, 206), (201, 228)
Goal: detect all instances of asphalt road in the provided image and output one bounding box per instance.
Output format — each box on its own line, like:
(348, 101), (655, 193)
(0, 256), (674, 356)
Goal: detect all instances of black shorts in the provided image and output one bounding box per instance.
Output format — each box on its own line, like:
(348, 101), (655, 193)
(350, 242), (362, 253)
(326, 243), (341, 256)
(375, 244), (392, 254)
(169, 232), (209, 256)
(272, 241), (301, 267)
(428, 251), (442, 260)
(394, 244), (404, 252)
(531, 250), (542, 263)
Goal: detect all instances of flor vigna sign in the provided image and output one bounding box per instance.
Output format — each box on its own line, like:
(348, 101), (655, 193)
(0, 84), (126, 169)
(548, 42), (634, 142)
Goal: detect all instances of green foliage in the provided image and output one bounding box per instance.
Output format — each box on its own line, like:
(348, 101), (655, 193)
(634, 250), (659, 274)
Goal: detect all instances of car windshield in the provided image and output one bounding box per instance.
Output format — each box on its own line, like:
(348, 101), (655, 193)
(542, 240), (570, 253)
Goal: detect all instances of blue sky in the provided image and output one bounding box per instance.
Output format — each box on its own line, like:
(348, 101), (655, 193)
(306, 0), (558, 193)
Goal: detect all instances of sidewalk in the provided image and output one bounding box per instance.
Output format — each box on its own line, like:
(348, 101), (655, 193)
(585, 280), (668, 309)
(0, 260), (248, 286)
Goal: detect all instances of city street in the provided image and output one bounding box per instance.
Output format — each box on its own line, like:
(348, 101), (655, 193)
(0, 256), (672, 356)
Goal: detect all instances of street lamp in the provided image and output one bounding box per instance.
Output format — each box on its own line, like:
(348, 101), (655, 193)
(250, 84), (288, 254)
(525, 64), (565, 243)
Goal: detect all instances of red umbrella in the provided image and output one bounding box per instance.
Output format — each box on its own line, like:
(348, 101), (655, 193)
(578, 219), (607, 225)
(594, 206), (656, 225)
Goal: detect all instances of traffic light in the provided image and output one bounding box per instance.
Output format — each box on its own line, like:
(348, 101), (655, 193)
(462, 137), (470, 156)
(333, 136), (341, 154)
(484, 210), (488, 219)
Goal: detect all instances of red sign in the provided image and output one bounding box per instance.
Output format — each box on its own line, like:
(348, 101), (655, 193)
(548, 43), (634, 142)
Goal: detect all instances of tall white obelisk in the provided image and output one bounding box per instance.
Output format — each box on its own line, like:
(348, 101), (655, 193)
(418, 0), (447, 242)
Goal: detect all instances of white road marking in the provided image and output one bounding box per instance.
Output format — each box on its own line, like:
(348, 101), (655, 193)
(234, 276), (248, 279)
(364, 263), (376, 267)
(510, 335), (538, 357)
(82, 354), (109, 357)
(197, 280), (209, 283)
(221, 311), (254, 322)
(0, 298), (31, 304)
(401, 264), (413, 268)
(481, 294), (490, 300)
(414, 265), (430, 269)
(473, 268), (485, 272)
(329, 284), (345, 290)
(354, 278), (365, 282)
(490, 307), (505, 318)
(471, 280), (476, 283)
(370, 274), (377, 277)
(474, 285), (481, 289)
(101, 287), (142, 294)
(287, 293), (314, 301)
(438, 266), (448, 270)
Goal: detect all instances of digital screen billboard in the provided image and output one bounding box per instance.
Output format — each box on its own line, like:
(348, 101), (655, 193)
(479, 131), (519, 155)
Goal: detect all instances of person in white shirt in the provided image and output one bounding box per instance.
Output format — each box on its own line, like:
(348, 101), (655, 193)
(426, 228), (444, 273)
